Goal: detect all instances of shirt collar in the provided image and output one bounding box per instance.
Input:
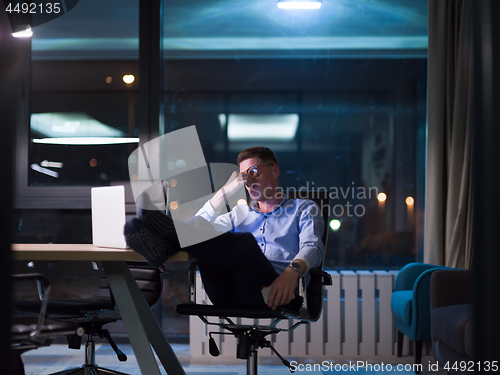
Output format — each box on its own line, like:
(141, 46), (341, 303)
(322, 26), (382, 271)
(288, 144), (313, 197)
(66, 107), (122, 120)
(250, 196), (288, 217)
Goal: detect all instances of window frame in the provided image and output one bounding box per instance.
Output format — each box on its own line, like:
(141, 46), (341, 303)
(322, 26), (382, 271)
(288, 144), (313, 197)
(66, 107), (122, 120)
(13, 0), (162, 209)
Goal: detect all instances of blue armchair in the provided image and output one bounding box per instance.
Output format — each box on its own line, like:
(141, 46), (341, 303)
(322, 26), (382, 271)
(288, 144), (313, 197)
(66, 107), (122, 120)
(391, 262), (452, 372)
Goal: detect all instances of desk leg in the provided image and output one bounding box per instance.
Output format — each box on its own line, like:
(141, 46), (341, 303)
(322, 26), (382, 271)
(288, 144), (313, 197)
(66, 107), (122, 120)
(103, 261), (186, 375)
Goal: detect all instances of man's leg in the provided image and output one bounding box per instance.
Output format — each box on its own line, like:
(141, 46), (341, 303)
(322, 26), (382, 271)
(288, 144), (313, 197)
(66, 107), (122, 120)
(186, 231), (279, 308)
(125, 211), (279, 308)
(169, 217), (279, 307)
(195, 263), (237, 306)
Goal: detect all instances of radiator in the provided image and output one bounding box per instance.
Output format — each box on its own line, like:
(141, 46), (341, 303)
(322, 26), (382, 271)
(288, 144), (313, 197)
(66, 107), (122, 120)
(189, 270), (398, 357)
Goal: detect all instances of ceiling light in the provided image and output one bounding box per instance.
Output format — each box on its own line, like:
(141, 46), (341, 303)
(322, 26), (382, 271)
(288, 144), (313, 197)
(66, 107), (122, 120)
(33, 137), (140, 145)
(13, 25), (33, 38)
(224, 114), (299, 141)
(277, 1), (322, 9)
(31, 112), (127, 138)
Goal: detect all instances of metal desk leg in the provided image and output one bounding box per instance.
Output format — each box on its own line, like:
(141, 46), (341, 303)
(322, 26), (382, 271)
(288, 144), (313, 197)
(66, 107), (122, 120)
(103, 261), (186, 375)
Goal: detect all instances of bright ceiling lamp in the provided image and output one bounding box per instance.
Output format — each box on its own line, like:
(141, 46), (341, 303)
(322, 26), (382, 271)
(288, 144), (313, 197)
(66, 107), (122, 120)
(33, 137), (139, 145)
(31, 112), (138, 145)
(31, 112), (126, 138)
(13, 25), (33, 38)
(224, 114), (299, 141)
(277, 1), (321, 9)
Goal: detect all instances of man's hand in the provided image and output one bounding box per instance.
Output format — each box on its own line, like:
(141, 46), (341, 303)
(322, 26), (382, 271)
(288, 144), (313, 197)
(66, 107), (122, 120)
(264, 260), (306, 310)
(209, 171), (245, 211)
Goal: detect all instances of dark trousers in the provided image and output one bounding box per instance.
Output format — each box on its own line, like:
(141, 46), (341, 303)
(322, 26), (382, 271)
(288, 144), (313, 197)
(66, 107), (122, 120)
(176, 216), (279, 308)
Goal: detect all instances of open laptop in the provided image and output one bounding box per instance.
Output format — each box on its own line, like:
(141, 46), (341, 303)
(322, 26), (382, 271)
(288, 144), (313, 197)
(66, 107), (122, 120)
(91, 185), (128, 248)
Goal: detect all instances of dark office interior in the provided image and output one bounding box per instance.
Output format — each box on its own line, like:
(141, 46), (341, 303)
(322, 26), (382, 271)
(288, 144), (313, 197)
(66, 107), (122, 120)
(1, 0), (500, 373)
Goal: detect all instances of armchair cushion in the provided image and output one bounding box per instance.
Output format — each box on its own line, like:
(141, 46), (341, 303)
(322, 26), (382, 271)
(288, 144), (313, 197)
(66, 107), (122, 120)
(391, 290), (413, 325)
(431, 304), (473, 357)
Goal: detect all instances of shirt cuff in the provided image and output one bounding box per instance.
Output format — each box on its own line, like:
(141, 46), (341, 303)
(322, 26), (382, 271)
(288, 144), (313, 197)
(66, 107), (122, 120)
(293, 255), (311, 273)
(196, 199), (221, 222)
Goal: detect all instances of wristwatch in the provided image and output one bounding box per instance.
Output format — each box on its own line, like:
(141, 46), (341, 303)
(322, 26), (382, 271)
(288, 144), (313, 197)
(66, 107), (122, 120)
(288, 262), (304, 277)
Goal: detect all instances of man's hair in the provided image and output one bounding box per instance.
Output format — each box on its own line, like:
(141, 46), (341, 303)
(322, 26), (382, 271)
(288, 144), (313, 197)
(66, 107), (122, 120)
(237, 146), (278, 166)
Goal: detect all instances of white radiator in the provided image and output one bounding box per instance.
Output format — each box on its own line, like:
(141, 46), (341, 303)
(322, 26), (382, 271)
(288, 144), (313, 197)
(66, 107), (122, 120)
(189, 270), (398, 357)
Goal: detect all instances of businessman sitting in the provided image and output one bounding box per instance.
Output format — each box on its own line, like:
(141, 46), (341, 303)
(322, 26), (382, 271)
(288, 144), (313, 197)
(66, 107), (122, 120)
(124, 146), (324, 310)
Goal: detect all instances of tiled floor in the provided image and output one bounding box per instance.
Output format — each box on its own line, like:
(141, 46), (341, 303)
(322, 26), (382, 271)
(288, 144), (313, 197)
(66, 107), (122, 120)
(21, 343), (447, 375)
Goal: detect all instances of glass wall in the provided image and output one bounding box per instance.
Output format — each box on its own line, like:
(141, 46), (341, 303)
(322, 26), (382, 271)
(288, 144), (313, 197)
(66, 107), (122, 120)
(28, 0), (139, 187)
(12, 0), (428, 341)
(162, 1), (428, 270)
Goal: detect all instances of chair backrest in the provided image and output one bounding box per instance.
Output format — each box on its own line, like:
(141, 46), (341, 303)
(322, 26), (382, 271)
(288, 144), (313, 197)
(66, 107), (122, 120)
(92, 263), (163, 309)
(128, 263), (164, 308)
(285, 190), (330, 321)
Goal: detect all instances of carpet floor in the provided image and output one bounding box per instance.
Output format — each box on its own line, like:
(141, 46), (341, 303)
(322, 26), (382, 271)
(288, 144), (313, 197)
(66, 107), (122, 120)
(21, 343), (447, 375)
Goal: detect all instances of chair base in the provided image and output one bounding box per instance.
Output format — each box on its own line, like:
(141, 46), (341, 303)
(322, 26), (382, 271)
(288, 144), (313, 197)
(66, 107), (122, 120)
(49, 335), (129, 375)
(49, 366), (130, 375)
(229, 329), (294, 375)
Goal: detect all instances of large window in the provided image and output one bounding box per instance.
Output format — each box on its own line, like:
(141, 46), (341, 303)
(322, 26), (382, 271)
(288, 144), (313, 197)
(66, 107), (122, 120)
(161, 1), (428, 269)
(13, 0), (428, 340)
(28, 0), (139, 185)
(14, 0), (139, 208)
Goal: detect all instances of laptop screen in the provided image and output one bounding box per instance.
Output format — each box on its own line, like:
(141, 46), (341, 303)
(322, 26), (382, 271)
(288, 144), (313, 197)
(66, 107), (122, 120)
(91, 185), (127, 248)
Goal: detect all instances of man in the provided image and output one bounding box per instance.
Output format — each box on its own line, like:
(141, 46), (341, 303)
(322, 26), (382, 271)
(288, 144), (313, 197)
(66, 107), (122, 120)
(124, 147), (324, 310)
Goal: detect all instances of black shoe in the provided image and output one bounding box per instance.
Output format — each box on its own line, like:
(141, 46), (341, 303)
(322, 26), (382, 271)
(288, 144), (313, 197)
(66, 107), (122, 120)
(136, 191), (178, 242)
(124, 217), (176, 268)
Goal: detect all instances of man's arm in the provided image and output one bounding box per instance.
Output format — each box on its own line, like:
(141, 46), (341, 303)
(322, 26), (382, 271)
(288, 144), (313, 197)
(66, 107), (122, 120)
(195, 171), (245, 229)
(293, 200), (325, 272)
(209, 171), (245, 212)
(265, 259), (306, 310)
(266, 200), (325, 310)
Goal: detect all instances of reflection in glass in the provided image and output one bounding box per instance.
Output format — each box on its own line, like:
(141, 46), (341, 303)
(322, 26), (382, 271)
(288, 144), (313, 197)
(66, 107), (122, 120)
(225, 114), (299, 141)
(162, 0), (428, 270)
(28, 0), (139, 187)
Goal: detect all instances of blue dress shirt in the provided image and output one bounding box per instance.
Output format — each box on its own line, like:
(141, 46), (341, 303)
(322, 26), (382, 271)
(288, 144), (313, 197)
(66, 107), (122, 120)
(195, 197), (325, 278)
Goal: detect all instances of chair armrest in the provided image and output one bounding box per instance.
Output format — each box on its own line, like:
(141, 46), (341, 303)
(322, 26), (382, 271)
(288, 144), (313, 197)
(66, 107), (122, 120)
(310, 268), (332, 286)
(12, 273), (52, 338)
(411, 269), (439, 315)
(297, 268), (331, 321)
(188, 262), (198, 303)
(298, 277), (309, 319)
(394, 262), (447, 291)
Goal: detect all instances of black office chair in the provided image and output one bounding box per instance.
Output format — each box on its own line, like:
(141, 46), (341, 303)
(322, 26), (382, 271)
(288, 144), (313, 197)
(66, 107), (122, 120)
(176, 191), (332, 375)
(15, 263), (163, 375)
(11, 274), (85, 375)
(16, 182), (164, 375)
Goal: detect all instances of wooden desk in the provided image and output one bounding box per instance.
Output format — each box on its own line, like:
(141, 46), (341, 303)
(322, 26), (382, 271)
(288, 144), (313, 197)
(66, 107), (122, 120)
(12, 243), (188, 262)
(12, 244), (187, 375)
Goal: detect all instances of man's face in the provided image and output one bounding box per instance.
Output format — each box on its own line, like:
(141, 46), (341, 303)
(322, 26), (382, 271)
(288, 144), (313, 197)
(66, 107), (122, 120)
(239, 157), (279, 202)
